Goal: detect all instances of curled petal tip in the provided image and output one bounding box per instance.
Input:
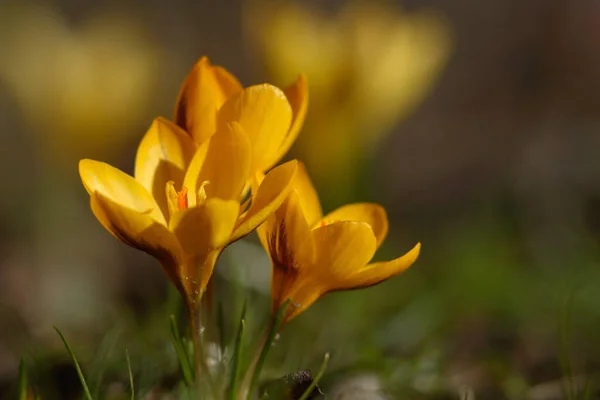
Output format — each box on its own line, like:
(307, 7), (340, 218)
(413, 242), (422, 256)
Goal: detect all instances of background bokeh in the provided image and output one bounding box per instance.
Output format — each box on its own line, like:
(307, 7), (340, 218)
(2, 0), (600, 398)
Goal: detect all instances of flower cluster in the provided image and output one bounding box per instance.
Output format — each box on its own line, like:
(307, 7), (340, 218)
(79, 56), (420, 393)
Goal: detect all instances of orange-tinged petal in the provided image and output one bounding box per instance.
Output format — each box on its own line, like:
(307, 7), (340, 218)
(218, 84), (292, 172)
(175, 57), (243, 144)
(90, 192), (183, 288)
(231, 160), (298, 242)
(293, 162), (322, 226)
(261, 190), (316, 312)
(312, 221), (377, 285)
(183, 122), (251, 204)
(319, 203), (388, 248)
(169, 198), (239, 290)
(334, 243), (421, 290)
(79, 159), (165, 224)
(268, 190), (316, 268)
(134, 117), (196, 220)
(278, 74), (308, 158)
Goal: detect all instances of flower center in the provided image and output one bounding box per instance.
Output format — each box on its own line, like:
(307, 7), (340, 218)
(166, 180), (210, 220)
(177, 187), (189, 210)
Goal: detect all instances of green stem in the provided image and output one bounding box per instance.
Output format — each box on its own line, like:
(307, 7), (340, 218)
(238, 328), (268, 400)
(243, 300), (290, 400)
(187, 300), (218, 397)
(169, 315), (194, 387)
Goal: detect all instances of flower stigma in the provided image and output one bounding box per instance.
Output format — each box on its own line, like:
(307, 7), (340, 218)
(177, 187), (189, 210)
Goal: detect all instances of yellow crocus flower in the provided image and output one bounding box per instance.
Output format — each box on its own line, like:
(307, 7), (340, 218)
(174, 56), (307, 173)
(257, 164), (421, 323)
(80, 117), (298, 306)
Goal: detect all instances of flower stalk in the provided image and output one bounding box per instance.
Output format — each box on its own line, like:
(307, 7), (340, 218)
(240, 299), (290, 400)
(186, 297), (217, 397)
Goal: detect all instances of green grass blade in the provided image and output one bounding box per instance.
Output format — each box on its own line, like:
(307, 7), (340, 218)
(125, 349), (134, 400)
(18, 358), (27, 400)
(246, 299), (290, 399)
(169, 315), (194, 387)
(54, 326), (94, 400)
(297, 353), (330, 400)
(227, 317), (246, 400)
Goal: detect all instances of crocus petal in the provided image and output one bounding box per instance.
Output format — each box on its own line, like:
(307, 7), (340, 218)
(259, 189), (316, 306)
(293, 162), (322, 226)
(134, 117), (196, 220)
(79, 159), (165, 224)
(218, 84), (292, 172)
(333, 243), (421, 290)
(181, 141), (210, 207)
(277, 279), (323, 323)
(231, 160), (298, 242)
(312, 221), (377, 285)
(169, 198), (240, 290)
(319, 203), (388, 248)
(278, 74), (308, 158)
(90, 192), (183, 289)
(174, 57), (242, 144)
(170, 198), (240, 253)
(183, 122), (251, 204)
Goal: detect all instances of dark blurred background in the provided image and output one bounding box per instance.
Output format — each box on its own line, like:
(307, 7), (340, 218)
(2, 0), (600, 398)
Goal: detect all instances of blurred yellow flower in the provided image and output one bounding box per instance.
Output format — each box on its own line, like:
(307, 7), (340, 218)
(0, 3), (158, 162)
(80, 117), (298, 306)
(247, 0), (452, 200)
(175, 57), (308, 173)
(257, 163), (421, 323)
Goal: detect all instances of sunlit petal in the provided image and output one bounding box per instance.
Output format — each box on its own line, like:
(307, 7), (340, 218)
(79, 159), (165, 224)
(334, 243), (421, 290)
(294, 162), (322, 226)
(170, 198), (240, 255)
(278, 74), (308, 158)
(134, 117), (196, 220)
(183, 122), (251, 204)
(218, 84), (292, 172)
(169, 199), (239, 291)
(91, 192), (183, 288)
(319, 203), (388, 248)
(175, 56), (242, 144)
(312, 221), (377, 283)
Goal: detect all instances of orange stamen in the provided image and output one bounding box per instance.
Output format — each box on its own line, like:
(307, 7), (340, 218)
(177, 187), (188, 210)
